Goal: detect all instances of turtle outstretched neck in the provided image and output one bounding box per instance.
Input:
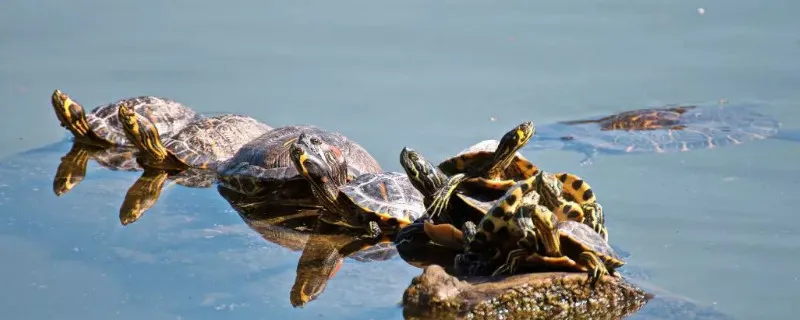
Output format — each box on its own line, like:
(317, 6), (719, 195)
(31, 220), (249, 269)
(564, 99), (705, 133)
(117, 103), (171, 164)
(485, 121), (534, 179)
(51, 89), (110, 147)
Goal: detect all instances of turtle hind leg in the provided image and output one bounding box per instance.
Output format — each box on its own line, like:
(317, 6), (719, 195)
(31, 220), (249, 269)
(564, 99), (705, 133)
(426, 173), (467, 220)
(578, 251), (609, 288)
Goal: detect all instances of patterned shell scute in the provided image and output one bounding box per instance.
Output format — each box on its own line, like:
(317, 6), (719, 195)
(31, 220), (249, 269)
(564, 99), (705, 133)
(220, 125), (382, 179)
(339, 172), (426, 221)
(559, 220), (620, 260)
(163, 115), (272, 168)
(87, 96), (202, 146)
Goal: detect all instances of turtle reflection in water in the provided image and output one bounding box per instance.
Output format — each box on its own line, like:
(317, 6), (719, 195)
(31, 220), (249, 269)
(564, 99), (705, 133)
(118, 168), (219, 225)
(52, 142), (142, 196)
(526, 102), (786, 165)
(217, 186), (400, 308)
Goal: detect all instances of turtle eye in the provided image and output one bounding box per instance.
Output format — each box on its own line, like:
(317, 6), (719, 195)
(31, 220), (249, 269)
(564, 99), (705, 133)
(310, 137), (322, 145)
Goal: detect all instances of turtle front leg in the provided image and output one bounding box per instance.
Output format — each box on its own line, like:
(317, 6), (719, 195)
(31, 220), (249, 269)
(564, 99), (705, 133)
(426, 173), (467, 220)
(581, 202), (608, 241)
(491, 248), (529, 277)
(578, 251), (609, 287)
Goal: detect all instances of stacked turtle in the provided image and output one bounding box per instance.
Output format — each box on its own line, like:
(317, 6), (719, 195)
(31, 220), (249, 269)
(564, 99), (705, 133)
(395, 121), (623, 286)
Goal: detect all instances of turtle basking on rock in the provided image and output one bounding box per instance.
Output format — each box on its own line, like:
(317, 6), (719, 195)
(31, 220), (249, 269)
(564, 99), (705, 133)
(426, 121), (540, 221)
(51, 89), (202, 148)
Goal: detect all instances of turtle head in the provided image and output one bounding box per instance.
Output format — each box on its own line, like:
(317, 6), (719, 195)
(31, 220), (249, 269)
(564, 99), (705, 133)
(489, 121), (535, 177)
(117, 103), (168, 161)
(51, 89), (98, 143)
(290, 133), (348, 207)
(399, 147), (447, 196)
(533, 171), (563, 209)
(529, 204), (561, 256)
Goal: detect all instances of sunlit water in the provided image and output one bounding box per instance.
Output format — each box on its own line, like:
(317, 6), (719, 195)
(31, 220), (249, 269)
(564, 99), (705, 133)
(2, 0), (799, 319)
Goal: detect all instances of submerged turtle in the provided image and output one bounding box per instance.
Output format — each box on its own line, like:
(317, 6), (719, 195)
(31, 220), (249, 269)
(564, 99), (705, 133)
(526, 102), (783, 165)
(216, 125), (382, 207)
(289, 133), (426, 237)
(52, 142), (141, 196)
(50, 89), (202, 148)
(117, 103), (272, 170)
(495, 201), (625, 286)
(427, 121), (540, 220)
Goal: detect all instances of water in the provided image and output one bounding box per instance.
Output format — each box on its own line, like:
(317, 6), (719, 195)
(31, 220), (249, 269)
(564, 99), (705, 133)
(2, 0), (799, 319)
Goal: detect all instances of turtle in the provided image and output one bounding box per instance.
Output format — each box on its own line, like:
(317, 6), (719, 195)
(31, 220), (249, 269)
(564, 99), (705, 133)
(524, 102), (783, 165)
(427, 121), (540, 220)
(289, 132), (427, 238)
(399, 147), (496, 229)
(118, 168), (218, 225)
(50, 89), (202, 148)
(117, 103), (272, 170)
(52, 142), (142, 196)
(216, 125), (382, 207)
(492, 200), (625, 287)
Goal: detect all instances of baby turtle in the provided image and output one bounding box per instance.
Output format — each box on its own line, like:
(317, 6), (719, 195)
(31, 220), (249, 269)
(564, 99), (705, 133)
(216, 125), (382, 207)
(428, 121), (540, 220)
(496, 202), (625, 286)
(526, 102), (781, 165)
(290, 133), (426, 237)
(51, 89), (202, 148)
(117, 103), (272, 170)
(399, 147), (495, 228)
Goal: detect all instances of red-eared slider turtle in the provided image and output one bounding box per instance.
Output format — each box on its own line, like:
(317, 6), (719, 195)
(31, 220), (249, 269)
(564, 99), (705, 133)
(525, 102), (782, 165)
(51, 89), (202, 148)
(495, 203), (625, 286)
(289, 133), (426, 237)
(117, 103), (272, 170)
(216, 125), (382, 207)
(399, 147), (495, 229)
(427, 122), (540, 220)
(52, 142), (142, 196)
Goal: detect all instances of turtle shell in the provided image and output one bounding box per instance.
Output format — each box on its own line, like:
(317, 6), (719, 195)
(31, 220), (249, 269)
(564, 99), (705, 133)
(557, 220), (625, 268)
(438, 139), (539, 180)
(337, 172), (426, 230)
(216, 125), (382, 199)
(162, 114), (272, 169)
(531, 102), (781, 154)
(87, 96), (202, 146)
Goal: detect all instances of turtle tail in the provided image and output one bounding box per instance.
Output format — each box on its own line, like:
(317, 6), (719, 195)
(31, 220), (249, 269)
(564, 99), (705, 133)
(51, 89), (107, 146)
(117, 103), (169, 162)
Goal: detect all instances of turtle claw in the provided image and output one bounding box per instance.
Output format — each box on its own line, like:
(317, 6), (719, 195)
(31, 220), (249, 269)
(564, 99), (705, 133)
(493, 248), (528, 277)
(579, 252), (608, 288)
